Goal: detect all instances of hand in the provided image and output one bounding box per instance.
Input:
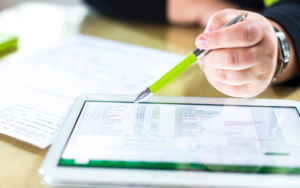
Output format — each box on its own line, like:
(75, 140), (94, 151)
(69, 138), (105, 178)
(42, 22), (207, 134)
(167, 0), (240, 27)
(195, 9), (279, 98)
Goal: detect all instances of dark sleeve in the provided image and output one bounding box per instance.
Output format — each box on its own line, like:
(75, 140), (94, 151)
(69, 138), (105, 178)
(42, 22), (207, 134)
(226, 0), (265, 11)
(262, 0), (300, 85)
(84, 0), (167, 23)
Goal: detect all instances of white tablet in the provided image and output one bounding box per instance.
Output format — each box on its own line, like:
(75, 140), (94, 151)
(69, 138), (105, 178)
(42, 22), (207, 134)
(39, 95), (300, 188)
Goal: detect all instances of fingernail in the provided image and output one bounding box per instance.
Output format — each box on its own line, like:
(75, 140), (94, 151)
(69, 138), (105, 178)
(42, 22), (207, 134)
(196, 36), (208, 48)
(204, 28), (212, 33)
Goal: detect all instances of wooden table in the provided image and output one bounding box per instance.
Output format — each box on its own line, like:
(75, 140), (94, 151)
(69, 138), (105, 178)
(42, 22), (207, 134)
(0, 3), (299, 188)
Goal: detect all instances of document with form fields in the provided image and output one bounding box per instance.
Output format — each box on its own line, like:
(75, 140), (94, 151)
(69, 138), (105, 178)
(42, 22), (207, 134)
(0, 35), (183, 148)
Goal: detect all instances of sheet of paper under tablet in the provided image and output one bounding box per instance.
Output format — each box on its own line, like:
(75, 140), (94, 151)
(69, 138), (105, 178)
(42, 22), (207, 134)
(0, 35), (183, 148)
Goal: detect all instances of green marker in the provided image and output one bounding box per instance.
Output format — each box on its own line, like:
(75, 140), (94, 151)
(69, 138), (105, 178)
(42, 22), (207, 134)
(134, 15), (246, 103)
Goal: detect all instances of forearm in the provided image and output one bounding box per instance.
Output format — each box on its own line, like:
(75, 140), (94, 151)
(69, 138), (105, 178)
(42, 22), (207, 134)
(167, 0), (202, 25)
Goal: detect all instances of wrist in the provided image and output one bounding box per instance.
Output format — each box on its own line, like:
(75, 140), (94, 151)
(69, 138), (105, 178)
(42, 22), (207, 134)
(272, 27), (290, 83)
(273, 43), (282, 80)
(268, 19), (299, 84)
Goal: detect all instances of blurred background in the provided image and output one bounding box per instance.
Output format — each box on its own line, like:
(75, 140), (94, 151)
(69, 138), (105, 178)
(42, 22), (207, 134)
(0, 0), (82, 10)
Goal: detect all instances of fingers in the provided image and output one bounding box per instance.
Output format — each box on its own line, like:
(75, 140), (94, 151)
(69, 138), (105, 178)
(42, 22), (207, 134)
(205, 77), (258, 98)
(195, 9), (266, 49)
(198, 41), (273, 97)
(195, 9), (277, 98)
(205, 9), (247, 31)
(196, 21), (264, 49)
(199, 61), (255, 85)
(201, 46), (260, 70)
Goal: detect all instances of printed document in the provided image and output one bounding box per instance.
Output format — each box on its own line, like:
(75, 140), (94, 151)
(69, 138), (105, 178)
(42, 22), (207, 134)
(62, 102), (300, 167)
(0, 35), (182, 148)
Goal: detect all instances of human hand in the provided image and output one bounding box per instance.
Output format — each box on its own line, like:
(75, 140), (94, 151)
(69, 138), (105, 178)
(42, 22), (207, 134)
(195, 9), (278, 98)
(167, 0), (240, 27)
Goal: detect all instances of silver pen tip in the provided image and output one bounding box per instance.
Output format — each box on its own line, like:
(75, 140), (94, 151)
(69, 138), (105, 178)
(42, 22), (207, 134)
(134, 87), (153, 103)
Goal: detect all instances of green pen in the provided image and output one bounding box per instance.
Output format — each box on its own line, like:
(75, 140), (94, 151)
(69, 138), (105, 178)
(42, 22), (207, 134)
(0, 32), (18, 54)
(134, 15), (245, 103)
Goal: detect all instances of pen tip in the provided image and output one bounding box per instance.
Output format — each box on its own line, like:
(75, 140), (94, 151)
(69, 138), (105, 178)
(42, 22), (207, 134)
(134, 87), (153, 104)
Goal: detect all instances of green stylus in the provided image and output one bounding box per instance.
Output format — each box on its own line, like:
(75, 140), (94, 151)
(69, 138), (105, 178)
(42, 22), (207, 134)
(134, 15), (245, 103)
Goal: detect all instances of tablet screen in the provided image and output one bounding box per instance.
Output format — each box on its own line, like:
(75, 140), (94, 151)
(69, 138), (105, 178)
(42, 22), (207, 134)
(59, 101), (300, 174)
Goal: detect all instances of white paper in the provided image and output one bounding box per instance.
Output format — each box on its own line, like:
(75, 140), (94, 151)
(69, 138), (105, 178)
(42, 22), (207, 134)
(0, 35), (183, 148)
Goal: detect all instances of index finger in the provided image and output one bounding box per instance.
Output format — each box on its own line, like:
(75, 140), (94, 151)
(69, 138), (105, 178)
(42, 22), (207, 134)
(205, 9), (247, 31)
(195, 9), (265, 49)
(196, 20), (264, 49)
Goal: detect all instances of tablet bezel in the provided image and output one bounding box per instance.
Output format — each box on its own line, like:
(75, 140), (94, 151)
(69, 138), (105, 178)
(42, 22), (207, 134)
(39, 95), (300, 188)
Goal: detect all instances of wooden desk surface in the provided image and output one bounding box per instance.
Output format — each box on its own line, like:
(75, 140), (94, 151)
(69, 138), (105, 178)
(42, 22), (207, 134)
(0, 3), (299, 188)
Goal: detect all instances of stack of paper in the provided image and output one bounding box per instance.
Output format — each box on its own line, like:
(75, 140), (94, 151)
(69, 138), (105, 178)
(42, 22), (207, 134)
(0, 35), (182, 148)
